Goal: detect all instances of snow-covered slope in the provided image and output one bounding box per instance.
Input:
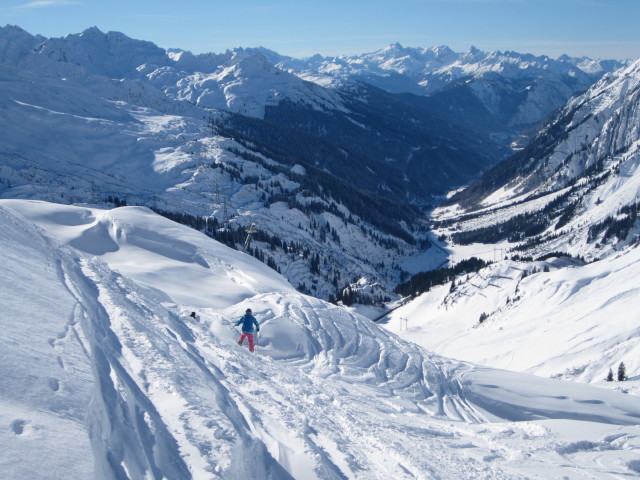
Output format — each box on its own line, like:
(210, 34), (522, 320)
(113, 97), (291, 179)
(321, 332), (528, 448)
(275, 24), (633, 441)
(385, 252), (640, 389)
(1, 200), (295, 307)
(384, 59), (640, 400)
(3, 199), (640, 479)
(438, 58), (640, 262)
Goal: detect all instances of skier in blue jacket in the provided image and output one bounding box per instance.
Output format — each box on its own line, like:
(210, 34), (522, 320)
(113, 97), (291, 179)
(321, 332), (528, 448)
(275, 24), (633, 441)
(235, 308), (260, 352)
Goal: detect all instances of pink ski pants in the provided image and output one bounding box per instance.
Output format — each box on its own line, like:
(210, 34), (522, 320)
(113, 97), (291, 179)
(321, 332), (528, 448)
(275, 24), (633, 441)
(238, 333), (255, 352)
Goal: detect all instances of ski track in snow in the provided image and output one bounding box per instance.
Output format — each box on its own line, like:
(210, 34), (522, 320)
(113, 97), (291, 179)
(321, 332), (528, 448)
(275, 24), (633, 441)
(63, 264), (640, 479)
(3, 200), (640, 479)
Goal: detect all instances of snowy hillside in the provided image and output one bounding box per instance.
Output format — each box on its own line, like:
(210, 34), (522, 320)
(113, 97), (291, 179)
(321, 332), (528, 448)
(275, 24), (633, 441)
(439, 58), (640, 262)
(385, 251), (640, 391)
(1, 25), (441, 301)
(380, 59), (640, 400)
(3, 199), (640, 479)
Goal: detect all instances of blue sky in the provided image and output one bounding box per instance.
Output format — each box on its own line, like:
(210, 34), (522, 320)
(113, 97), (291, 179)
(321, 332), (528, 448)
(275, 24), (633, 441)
(2, 0), (639, 60)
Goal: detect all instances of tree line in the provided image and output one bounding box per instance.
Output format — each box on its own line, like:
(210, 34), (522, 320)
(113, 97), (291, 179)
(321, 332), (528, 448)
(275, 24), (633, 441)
(395, 257), (490, 298)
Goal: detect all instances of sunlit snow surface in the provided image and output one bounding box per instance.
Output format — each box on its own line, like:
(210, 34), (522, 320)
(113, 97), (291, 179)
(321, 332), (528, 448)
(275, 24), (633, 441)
(394, 59), (640, 395)
(386, 254), (640, 390)
(2, 200), (640, 479)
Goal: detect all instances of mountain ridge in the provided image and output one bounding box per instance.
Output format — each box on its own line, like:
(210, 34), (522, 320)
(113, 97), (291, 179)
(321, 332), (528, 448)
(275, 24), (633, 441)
(0, 24), (633, 301)
(442, 57), (640, 262)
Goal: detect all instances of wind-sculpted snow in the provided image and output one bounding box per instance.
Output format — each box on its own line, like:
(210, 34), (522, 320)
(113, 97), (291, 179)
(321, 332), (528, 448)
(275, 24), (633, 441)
(3, 200), (640, 479)
(2, 200), (296, 308)
(213, 293), (488, 423)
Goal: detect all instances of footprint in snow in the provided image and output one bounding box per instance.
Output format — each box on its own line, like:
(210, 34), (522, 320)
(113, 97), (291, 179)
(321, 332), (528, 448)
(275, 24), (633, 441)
(11, 419), (29, 435)
(48, 378), (60, 392)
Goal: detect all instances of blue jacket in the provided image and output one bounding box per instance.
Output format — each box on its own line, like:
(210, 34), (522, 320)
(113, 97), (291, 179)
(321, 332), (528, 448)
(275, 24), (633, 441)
(235, 313), (260, 333)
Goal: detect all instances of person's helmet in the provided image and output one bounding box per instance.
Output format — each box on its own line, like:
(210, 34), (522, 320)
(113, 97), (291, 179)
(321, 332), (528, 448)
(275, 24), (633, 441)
(246, 308), (252, 314)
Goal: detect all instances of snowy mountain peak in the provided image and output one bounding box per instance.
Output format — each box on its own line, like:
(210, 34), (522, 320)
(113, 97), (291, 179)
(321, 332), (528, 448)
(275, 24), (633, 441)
(380, 42), (406, 55)
(166, 47), (188, 62)
(37, 27), (169, 78)
(460, 45), (486, 63)
(466, 45), (482, 55)
(228, 50), (278, 74)
(431, 44), (457, 58)
(0, 23), (36, 40)
(78, 25), (104, 37)
(0, 24), (44, 63)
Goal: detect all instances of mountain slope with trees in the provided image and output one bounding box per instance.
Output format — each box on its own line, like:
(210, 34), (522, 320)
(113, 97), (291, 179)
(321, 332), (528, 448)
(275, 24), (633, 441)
(0, 25), (627, 302)
(383, 59), (640, 393)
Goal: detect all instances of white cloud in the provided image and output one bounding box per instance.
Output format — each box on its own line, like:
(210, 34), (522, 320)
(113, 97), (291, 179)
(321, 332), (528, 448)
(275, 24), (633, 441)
(18, 0), (80, 8)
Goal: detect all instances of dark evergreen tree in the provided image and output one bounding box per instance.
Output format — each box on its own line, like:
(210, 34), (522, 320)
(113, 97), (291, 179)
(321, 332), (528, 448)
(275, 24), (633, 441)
(310, 253), (321, 275)
(606, 368), (614, 382)
(618, 362), (627, 381)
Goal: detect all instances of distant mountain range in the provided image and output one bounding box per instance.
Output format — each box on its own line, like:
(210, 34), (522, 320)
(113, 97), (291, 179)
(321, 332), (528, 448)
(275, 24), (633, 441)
(0, 24), (631, 301)
(11, 25), (623, 143)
